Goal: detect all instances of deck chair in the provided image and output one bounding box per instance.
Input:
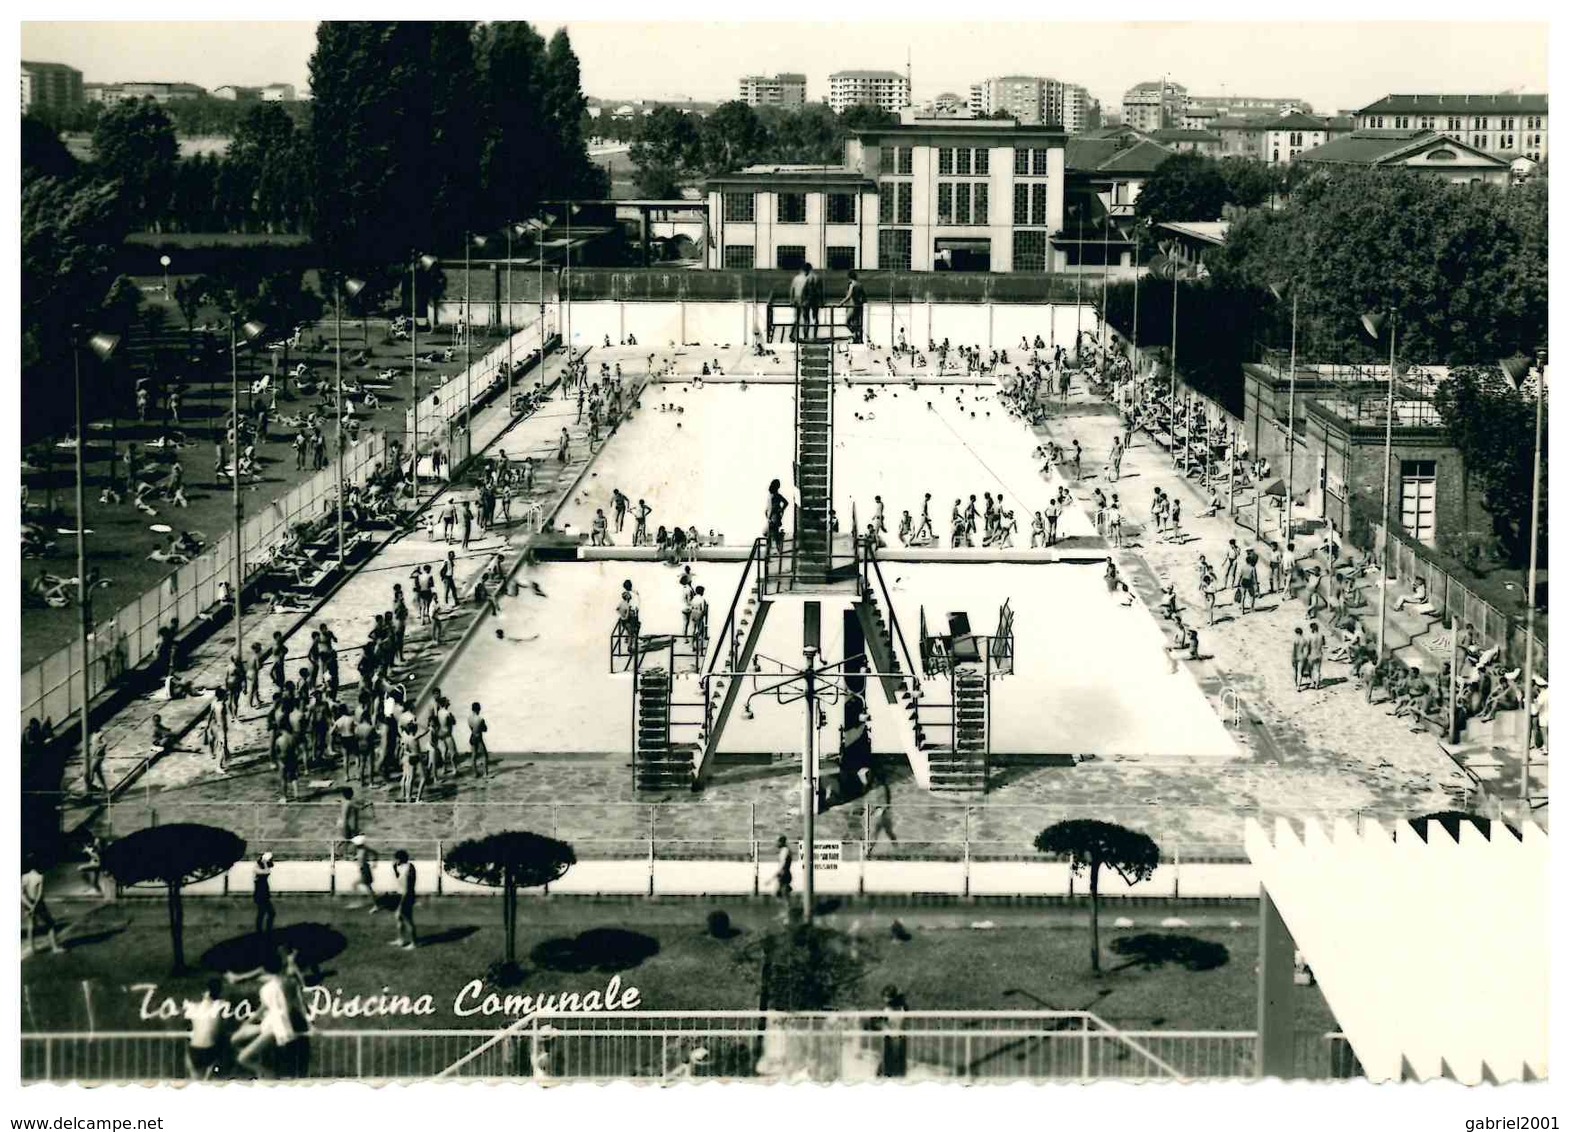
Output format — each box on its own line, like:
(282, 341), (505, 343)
(990, 600), (1015, 676)
(948, 612), (982, 664)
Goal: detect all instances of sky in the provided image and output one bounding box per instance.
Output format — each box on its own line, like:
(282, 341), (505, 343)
(20, 19), (1549, 116)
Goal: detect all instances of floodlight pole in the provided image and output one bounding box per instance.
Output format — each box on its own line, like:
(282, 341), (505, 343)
(1375, 312), (1398, 662)
(1520, 356), (1545, 804)
(1285, 289), (1299, 539)
(335, 283), (346, 567)
(801, 643), (818, 923)
(230, 315), (245, 666)
(72, 336), (92, 793)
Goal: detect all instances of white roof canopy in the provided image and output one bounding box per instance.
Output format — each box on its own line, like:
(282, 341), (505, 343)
(1245, 816), (1548, 1083)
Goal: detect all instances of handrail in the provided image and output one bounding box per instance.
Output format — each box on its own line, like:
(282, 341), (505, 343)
(707, 537), (764, 680)
(865, 542), (920, 680)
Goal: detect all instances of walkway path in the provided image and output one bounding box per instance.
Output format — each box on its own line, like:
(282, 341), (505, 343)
(58, 337), (607, 835)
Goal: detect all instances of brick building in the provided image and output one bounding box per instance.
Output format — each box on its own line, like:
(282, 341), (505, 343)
(1241, 358), (1489, 553)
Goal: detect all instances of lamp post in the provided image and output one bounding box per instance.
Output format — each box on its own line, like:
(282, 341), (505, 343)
(1099, 193), (1112, 375)
(410, 253), (437, 503)
(159, 255), (171, 301)
(1359, 309), (1399, 663)
(1501, 350), (1547, 804)
(1270, 281), (1301, 538)
(1131, 223), (1142, 395)
(72, 329), (119, 793)
(1068, 204), (1083, 361)
(465, 234), (487, 437)
(1158, 240), (1181, 468)
(230, 315), (266, 666)
(334, 275), (366, 567)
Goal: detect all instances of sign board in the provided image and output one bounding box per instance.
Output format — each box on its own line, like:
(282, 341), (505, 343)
(800, 841), (842, 871)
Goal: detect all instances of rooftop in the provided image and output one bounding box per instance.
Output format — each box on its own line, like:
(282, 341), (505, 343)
(1356, 92), (1548, 115)
(1148, 128), (1222, 143)
(1266, 112), (1330, 131)
(1295, 128), (1508, 168)
(1159, 220), (1231, 246)
(1094, 138), (1179, 175)
(831, 70), (907, 82)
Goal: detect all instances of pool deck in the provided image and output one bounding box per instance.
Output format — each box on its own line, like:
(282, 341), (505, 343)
(53, 335), (1494, 867)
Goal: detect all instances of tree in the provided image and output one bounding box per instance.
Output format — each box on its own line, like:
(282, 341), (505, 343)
(21, 116), (78, 183)
(308, 22), (481, 272)
(1434, 364), (1548, 568)
(1133, 152), (1231, 225)
(442, 830), (575, 981)
(539, 29), (604, 199)
(629, 106), (702, 197)
(1209, 168), (1547, 366)
(1034, 820), (1160, 975)
(20, 176), (127, 438)
(91, 99), (179, 228)
(1217, 158), (1281, 210)
(100, 823), (247, 971)
(229, 103), (312, 233)
(701, 101), (768, 175)
(475, 21), (549, 228)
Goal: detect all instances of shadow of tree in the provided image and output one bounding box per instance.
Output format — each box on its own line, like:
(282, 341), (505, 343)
(198, 922), (348, 975)
(1108, 933), (1229, 973)
(529, 928), (661, 974)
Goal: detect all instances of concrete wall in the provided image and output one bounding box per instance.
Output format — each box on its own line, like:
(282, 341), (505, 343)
(529, 299), (1099, 352)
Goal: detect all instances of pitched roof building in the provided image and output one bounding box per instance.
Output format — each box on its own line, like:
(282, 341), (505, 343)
(1294, 129), (1511, 184)
(1353, 93), (1546, 164)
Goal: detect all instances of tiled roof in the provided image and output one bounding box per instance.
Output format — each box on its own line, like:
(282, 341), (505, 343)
(1356, 92), (1547, 116)
(1096, 139), (1179, 174)
(1148, 128), (1221, 143)
(1295, 129), (1508, 167)
(1264, 112), (1329, 131)
(1064, 137), (1121, 171)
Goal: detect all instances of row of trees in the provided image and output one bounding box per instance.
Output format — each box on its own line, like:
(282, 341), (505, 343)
(1132, 152), (1307, 228)
(309, 21), (603, 272)
(25, 93), (311, 139)
(629, 101), (898, 197)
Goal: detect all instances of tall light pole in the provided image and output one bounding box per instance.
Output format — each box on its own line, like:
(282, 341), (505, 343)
(1131, 223), (1142, 395)
(73, 329), (119, 792)
(334, 275), (366, 567)
(230, 315), (266, 667)
(1068, 203), (1083, 361)
(159, 255), (171, 300)
(1501, 350), (1547, 804)
(1360, 309), (1398, 663)
(465, 234), (487, 436)
(410, 253), (437, 503)
(1270, 281), (1301, 538)
(1158, 240), (1181, 469)
(1099, 192), (1112, 374)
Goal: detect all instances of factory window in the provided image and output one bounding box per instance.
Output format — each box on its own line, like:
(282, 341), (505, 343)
(722, 244), (754, 269)
(826, 192), (857, 224)
(776, 245), (807, 270)
(777, 192), (807, 223)
(723, 192), (755, 222)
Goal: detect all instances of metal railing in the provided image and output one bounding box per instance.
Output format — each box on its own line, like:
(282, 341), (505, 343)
(1313, 396), (1444, 430)
(19, 1018), (1360, 1083)
(20, 431), (389, 735)
(51, 795), (1438, 867)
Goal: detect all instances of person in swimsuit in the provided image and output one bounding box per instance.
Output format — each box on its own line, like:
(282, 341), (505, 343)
(351, 835), (378, 912)
(392, 850), (418, 950)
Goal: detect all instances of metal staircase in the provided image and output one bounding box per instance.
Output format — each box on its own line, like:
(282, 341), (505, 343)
(857, 546), (991, 796)
(634, 665), (700, 792)
(794, 341), (834, 586)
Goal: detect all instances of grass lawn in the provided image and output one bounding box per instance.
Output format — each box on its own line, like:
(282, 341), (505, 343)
(21, 293), (516, 669)
(23, 896), (1332, 1038)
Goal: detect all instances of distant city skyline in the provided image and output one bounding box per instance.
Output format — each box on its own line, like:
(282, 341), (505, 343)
(21, 20), (1549, 118)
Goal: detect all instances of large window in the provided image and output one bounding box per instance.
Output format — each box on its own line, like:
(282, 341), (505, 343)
(1012, 230), (1048, 272)
(826, 192), (856, 224)
(938, 147), (990, 177)
(723, 192), (755, 222)
(1032, 148), (1050, 175)
(937, 181), (989, 225)
(1012, 182), (1050, 226)
(1013, 182), (1029, 224)
(722, 244), (754, 269)
(826, 246), (856, 270)
(878, 228), (912, 272)
(777, 192), (807, 223)
(896, 182), (912, 224)
(776, 245), (807, 270)
(1400, 459), (1437, 547)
